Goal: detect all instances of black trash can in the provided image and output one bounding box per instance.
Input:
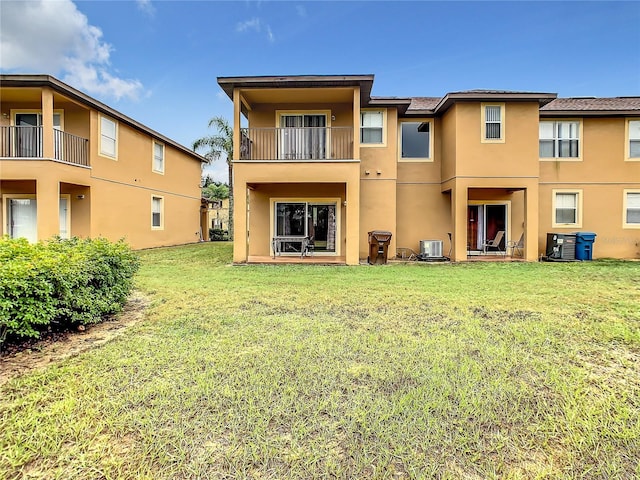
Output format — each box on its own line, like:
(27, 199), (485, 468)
(368, 230), (392, 264)
(574, 232), (596, 261)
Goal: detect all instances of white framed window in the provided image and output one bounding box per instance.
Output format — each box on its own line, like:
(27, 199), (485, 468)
(360, 110), (385, 146)
(623, 190), (640, 228)
(151, 196), (164, 229)
(540, 121), (581, 159)
(153, 141), (165, 173)
(399, 121), (431, 161)
(481, 104), (504, 142)
(626, 120), (640, 160)
(99, 115), (117, 158)
(552, 190), (582, 227)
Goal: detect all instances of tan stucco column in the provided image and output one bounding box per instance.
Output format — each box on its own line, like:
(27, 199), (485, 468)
(233, 181), (248, 263)
(36, 179), (59, 241)
(524, 183), (539, 261)
(451, 183), (468, 261)
(345, 179), (360, 265)
(41, 88), (54, 159)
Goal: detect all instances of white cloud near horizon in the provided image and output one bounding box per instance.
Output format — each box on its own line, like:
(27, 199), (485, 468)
(0, 0), (144, 101)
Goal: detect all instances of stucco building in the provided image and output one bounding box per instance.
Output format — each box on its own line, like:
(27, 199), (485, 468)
(1, 74), (204, 249)
(218, 74), (640, 264)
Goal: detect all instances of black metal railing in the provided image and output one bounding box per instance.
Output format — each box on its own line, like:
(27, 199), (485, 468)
(1, 126), (89, 166)
(240, 127), (353, 161)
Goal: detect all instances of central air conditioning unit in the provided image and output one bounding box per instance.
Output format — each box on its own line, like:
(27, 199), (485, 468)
(545, 233), (576, 261)
(419, 240), (443, 258)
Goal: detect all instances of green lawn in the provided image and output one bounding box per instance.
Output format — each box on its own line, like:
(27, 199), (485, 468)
(1, 242), (639, 479)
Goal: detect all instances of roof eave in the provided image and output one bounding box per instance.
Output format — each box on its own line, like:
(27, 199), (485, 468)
(217, 74), (375, 104)
(434, 92), (558, 114)
(0, 74), (206, 162)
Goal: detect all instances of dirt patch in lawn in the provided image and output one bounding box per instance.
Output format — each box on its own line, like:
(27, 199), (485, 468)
(0, 291), (150, 387)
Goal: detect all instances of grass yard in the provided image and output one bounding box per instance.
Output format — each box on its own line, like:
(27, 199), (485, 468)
(1, 242), (639, 479)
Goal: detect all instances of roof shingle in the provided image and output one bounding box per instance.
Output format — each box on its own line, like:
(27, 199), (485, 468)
(541, 97), (640, 112)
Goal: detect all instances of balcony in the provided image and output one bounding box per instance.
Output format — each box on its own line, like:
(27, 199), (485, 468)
(1, 126), (89, 167)
(240, 127), (353, 161)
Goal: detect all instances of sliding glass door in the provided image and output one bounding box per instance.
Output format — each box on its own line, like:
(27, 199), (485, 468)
(279, 114), (327, 160)
(275, 201), (337, 253)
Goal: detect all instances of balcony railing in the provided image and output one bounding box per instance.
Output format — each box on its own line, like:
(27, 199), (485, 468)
(240, 127), (353, 161)
(1, 126), (89, 167)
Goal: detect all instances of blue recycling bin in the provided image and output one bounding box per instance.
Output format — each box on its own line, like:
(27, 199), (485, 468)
(574, 232), (596, 260)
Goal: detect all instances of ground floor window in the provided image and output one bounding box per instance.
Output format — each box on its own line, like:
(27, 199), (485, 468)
(553, 190), (582, 227)
(624, 191), (640, 227)
(152, 196), (164, 229)
(275, 201), (337, 253)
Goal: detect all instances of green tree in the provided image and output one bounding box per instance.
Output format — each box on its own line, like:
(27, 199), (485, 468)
(193, 117), (234, 240)
(202, 181), (229, 201)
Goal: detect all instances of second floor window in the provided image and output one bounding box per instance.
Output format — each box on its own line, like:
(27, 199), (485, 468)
(629, 120), (640, 159)
(100, 116), (117, 158)
(400, 122), (430, 159)
(484, 105), (502, 140)
(153, 141), (165, 173)
(540, 121), (579, 158)
(361, 111), (383, 144)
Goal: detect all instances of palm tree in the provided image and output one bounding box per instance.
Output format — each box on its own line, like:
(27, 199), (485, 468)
(193, 116), (234, 240)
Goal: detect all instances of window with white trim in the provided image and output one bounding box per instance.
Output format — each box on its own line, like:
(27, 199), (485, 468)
(540, 121), (580, 158)
(153, 141), (165, 173)
(360, 110), (384, 144)
(624, 191), (640, 227)
(483, 105), (503, 141)
(628, 120), (640, 159)
(100, 115), (117, 158)
(151, 196), (163, 229)
(553, 191), (581, 226)
(400, 122), (430, 159)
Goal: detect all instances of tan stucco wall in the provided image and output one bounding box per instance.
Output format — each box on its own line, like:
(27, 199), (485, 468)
(538, 117), (640, 258)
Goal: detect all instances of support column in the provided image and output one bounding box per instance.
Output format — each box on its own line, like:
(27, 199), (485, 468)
(232, 89), (241, 161)
(352, 87), (360, 159)
(524, 183), (539, 261)
(345, 179), (360, 265)
(233, 180), (248, 263)
(451, 183), (468, 261)
(36, 179), (59, 241)
(41, 88), (54, 159)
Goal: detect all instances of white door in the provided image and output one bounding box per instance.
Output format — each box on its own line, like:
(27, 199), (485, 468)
(8, 198), (37, 243)
(59, 197), (69, 239)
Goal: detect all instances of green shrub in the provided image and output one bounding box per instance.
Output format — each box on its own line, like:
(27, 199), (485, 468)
(0, 236), (140, 347)
(209, 228), (229, 241)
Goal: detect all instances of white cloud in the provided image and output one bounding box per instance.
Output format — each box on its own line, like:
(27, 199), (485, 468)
(0, 0), (144, 101)
(236, 17), (261, 33)
(236, 16), (275, 43)
(136, 0), (155, 17)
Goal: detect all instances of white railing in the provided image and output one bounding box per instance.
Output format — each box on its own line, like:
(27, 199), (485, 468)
(240, 127), (353, 160)
(1, 126), (89, 166)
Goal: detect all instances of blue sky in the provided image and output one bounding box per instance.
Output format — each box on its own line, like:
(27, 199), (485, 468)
(2, 0), (639, 181)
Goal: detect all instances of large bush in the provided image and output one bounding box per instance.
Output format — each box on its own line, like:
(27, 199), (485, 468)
(0, 237), (140, 346)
